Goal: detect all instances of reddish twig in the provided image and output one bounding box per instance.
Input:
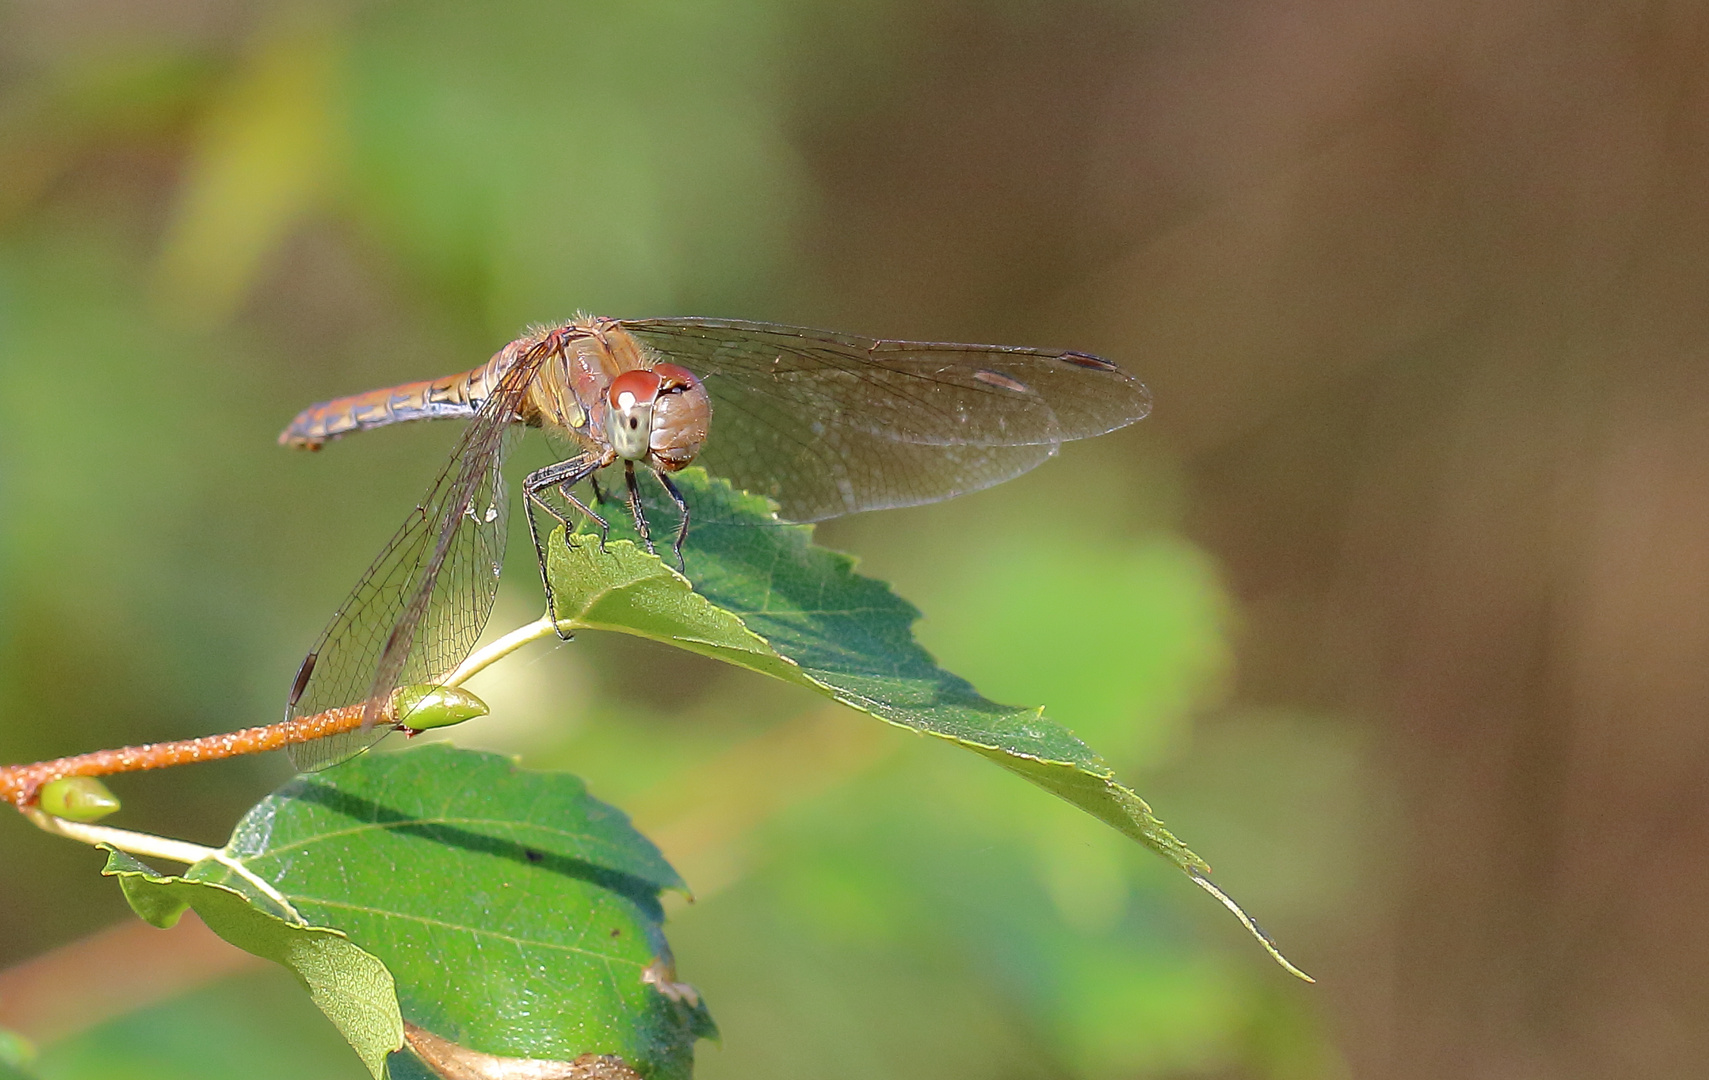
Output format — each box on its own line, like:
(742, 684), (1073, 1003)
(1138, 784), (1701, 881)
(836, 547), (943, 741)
(0, 616), (569, 810)
(0, 704), (371, 808)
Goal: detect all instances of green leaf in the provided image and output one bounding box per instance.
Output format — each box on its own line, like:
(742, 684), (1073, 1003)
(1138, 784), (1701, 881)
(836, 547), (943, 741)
(550, 468), (1309, 979)
(99, 848), (402, 1079)
(552, 469), (1200, 868)
(187, 745), (714, 1079)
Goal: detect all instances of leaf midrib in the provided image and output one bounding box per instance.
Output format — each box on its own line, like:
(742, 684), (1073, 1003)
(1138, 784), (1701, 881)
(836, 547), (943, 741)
(246, 815), (635, 862)
(294, 898), (647, 967)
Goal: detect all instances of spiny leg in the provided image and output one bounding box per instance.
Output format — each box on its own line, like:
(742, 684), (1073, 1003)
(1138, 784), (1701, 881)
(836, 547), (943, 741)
(589, 473), (609, 505)
(656, 470), (690, 574)
(524, 483), (569, 633)
(557, 482), (609, 551)
(524, 455), (605, 636)
(527, 455), (606, 537)
(624, 461), (654, 555)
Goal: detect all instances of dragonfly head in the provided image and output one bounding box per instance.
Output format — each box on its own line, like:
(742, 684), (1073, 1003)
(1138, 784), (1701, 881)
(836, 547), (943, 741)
(606, 369), (658, 460)
(606, 363), (710, 468)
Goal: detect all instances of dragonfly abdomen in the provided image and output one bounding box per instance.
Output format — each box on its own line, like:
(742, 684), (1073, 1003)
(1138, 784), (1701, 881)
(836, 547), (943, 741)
(278, 356), (512, 449)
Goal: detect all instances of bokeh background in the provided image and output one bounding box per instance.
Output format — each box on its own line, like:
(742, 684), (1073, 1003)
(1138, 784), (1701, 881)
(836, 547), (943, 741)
(2, 1), (1705, 1077)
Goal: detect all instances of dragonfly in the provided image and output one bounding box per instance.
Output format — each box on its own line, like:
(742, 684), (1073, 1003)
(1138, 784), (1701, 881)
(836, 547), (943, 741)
(278, 315), (1151, 770)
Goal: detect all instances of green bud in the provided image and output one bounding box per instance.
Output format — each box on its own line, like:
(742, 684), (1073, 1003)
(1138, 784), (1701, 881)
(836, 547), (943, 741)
(38, 776), (121, 822)
(390, 685), (489, 732)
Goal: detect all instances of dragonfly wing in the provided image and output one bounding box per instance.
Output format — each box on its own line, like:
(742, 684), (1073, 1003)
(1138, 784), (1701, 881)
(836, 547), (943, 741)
(284, 345), (548, 772)
(622, 318), (1151, 521)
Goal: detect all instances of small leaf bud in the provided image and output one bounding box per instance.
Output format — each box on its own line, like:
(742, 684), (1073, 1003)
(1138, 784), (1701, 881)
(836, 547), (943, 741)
(39, 776), (121, 822)
(391, 685), (489, 733)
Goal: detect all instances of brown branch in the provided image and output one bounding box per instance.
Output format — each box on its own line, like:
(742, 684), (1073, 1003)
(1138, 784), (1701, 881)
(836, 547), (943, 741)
(0, 704), (373, 808)
(0, 617), (561, 810)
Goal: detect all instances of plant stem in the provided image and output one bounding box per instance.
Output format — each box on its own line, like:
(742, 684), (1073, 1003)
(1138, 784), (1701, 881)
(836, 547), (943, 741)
(24, 808), (303, 918)
(0, 704), (369, 808)
(23, 809), (221, 865)
(444, 615), (574, 686)
(0, 616), (576, 808)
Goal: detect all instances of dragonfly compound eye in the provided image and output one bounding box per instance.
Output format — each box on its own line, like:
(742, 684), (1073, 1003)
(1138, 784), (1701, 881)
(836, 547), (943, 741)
(648, 363), (711, 470)
(606, 369), (662, 460)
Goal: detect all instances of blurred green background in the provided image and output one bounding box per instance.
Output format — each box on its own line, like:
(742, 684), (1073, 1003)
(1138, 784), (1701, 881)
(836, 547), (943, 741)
(7, 2), (1706, 1078)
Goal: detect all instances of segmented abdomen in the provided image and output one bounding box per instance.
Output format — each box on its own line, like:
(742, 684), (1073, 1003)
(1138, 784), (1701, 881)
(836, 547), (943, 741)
(278, 359), (507, 448)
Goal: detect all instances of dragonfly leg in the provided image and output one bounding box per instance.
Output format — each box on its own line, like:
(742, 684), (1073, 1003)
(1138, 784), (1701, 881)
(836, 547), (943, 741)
(656, 470), (690, 574)
(624, 461), (655, 555)
(523, 490), (566, 629)
(524, 455), (605, 630)
(589, 473), (609, 505)
(557, 483), (609, 551)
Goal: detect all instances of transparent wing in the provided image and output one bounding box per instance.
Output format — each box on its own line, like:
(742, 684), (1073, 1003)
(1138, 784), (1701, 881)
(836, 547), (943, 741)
(284, 344), (548, 771)
(621, 318), (1151, 522)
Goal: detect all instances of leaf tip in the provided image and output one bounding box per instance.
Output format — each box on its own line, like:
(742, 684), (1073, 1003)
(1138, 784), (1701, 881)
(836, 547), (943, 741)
(1187, 868), (1314, 982)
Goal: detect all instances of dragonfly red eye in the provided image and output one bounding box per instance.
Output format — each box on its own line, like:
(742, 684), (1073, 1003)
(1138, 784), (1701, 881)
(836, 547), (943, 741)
(652, 363), (699, 391)
(608, 369), (661, 409)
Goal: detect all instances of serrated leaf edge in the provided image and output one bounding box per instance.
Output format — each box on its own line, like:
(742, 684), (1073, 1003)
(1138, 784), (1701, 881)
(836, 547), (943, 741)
(549, 518), (1309, 980)
(99, 847), (406, 1077)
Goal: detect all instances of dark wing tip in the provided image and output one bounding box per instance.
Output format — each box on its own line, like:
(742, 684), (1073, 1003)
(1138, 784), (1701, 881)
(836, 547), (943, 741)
(1056, 350), (1152, 427)
(1058, 350), (1120, 372)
